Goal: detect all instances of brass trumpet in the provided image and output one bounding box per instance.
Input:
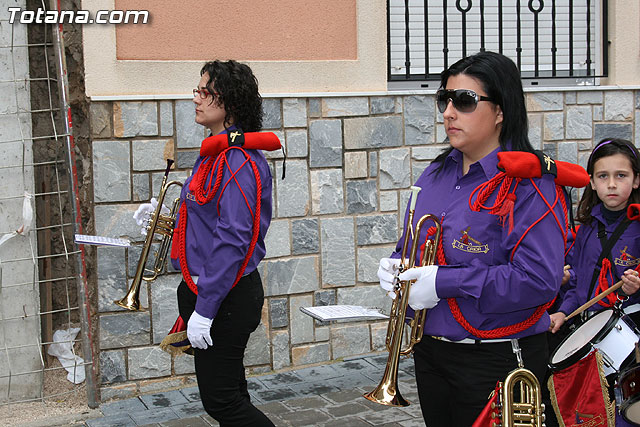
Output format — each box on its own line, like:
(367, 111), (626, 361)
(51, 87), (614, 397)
(491, 367), (546, 426)
(364, 186), (441, 407)
(115, 159), (183, 311)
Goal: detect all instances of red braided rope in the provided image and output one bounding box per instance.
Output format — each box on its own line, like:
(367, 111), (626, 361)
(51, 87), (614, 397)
(175, 146), (262, 294)
(433, 174), (566, 338)
(595, 258), (617, 308)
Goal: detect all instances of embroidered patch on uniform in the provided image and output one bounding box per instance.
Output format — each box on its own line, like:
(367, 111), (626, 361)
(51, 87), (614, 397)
(452, 226), (489, 254)
(614, 246), (640, 267)
(186, 192), (196, 202)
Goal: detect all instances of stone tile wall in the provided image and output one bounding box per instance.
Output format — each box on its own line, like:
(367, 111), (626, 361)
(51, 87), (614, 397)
(91, 89), (640, 397)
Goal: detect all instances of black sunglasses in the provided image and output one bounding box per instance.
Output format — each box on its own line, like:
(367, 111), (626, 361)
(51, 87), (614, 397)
(436, 89), (495, 113)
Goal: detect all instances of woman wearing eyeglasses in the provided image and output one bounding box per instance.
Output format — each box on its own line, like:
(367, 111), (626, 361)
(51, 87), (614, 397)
(377, 51), (573, 425)
(175, 60), (275, 426)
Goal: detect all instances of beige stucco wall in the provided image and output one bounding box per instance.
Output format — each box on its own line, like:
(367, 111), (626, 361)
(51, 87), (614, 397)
(601, 0), (640, 86)
(82, 0), (387, 97)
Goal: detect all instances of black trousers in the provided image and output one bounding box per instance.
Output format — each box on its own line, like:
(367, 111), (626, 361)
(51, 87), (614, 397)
(177, 270), (274, 427)
(413, 333), (554, 427)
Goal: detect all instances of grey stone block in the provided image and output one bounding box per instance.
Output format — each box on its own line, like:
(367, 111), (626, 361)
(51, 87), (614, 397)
(97, 246), (129, 313)
(411, 161), (429, 183)
(160, 101), (174, 137)
(338, 286), (391, 317)
(527, 92), (563, 111)
(357, 246), (396, 283)
(264, 219), (291, 259)
(558, 141), (578, 163)
(370, 96), (396, 115)
(128, 346), (171, 379)
(246, 322), (270, 366)
(379, 148), (411, 189)
(404, 95), (435, 145)
(346, 180), (377, 214)
(86, 414), (136, 427)
(290, 294), (314, 344)
(275, 159), (309, 217)
(90, 102), (112, 138)
(262, 98), (282, 129)
(95, 204), (141, 242)
(100, 350), (126, 384)
(578, 91), (603, 105)
(344, 151), (368, 179)
(176, 150), (199, 169)
(356, 215), (398, 245)
(132, 173), (150, 202)
(181, 386), (201, 402)
(99, 312), (150, 349)
(379, 191), (398, 212)
(528, 113), (543, 150)
(565, 91), (577, 105)
(322, 97), (369, 117)
(593, 105), (603, 121)
(283, 98), (307, 127)
(369, 151), (378, 177)
(292, 218), (319, 255)
(309, 119), (343, 167)
(113, 101), (158, 137)
(543, 112), (564, 141)
(173, 353), (195, 375)
(605, 90), (634, 121)
(285, 129), (308, 158)
(254, 387), (297, 402)
(171, 402), (207, 419)
(543, 143), (558, 160)
(269, 298), (289, 328)
(260, 371), (305, 388)
(314, 290), (336, 307)
(272, 330), (291, 370)
(151, 275), (180, 344)
(344, 116), (402, 149)
(311, 169), (344, 214)
(286, 382), (340, 396)
(93, 140), (131, 202)
(261, 256), (319, 296)
(264, 129), (285, 159)
(594, 123), (632, 143)
(132, 139), (175, 171)
(290, 343), (331, 366)
(99, 383), (137, 402)
(308, 98), (321, 118)
(176, 100), (205, 148)
(412, 145), (447, 161)
(321, 218), (355, 286)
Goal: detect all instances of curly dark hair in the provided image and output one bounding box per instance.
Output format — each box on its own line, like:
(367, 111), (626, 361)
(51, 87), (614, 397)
(200, 60), (263, 132)
(576, 137), (640, 224)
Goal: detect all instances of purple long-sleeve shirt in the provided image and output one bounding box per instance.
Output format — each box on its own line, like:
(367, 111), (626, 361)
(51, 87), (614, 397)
(557, 203), (640, 316)
(170, 129), (272, 320)
(394, 147), (566, 341)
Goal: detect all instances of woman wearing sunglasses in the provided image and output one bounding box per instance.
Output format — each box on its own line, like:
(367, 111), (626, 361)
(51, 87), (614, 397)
(378, 51), (568, 425)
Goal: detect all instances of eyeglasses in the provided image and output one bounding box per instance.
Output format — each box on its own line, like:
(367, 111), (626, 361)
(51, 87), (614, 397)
(436, 89), (495, 113)
(192, 88), (219, 99)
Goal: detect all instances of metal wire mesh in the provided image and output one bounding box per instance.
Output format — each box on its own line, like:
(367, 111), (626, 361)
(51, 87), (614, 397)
(0, 0), (95, 409)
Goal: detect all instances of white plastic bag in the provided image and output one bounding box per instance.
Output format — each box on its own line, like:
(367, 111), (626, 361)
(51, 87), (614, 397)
(47, 327), (85, 384)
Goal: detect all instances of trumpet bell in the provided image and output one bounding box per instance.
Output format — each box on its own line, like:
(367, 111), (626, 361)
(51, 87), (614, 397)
(114, 291), (141, 311)
(363, 381), (409, 407)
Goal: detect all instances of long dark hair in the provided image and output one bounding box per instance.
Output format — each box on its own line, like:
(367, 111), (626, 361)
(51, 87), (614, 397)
(200, 60), (263, 132)
(576, 138), (640, 224)
(431, 51), (534, 168)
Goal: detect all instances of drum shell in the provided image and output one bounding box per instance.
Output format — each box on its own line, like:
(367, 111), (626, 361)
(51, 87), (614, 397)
(549, 309), (640, 377)
(619, 365), (640, 424)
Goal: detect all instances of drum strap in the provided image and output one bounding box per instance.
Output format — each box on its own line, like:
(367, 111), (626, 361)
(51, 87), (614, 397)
(586, 218), (631, 303)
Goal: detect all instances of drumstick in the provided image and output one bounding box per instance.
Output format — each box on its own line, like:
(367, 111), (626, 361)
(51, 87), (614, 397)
(565, 280), (623, 321)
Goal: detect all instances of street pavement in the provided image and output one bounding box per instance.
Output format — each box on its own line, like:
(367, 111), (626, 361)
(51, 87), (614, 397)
(80, 354), (426, 427)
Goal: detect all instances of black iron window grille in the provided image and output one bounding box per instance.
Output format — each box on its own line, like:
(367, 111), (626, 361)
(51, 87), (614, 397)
(388, 0), (608, 88)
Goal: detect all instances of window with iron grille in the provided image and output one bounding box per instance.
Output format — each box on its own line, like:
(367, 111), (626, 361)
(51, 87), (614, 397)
(388, 0), (607, 89)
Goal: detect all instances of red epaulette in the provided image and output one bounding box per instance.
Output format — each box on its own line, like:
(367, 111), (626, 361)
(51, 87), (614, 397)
(497, 151), (589, 188)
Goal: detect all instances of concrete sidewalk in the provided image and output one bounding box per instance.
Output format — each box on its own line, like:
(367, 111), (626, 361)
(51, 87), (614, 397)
(80, 354), (426, 427)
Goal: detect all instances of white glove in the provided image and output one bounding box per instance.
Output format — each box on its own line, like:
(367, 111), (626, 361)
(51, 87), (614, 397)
(398, 265), (440, 310)
(132, 198), (169, 235)
(378, 257), (402, 298)
(187, 311), (213, 350)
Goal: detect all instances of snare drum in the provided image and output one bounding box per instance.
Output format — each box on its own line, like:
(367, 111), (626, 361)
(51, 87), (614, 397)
(549, 309), (640, 377)
(618, 364), (640, 425)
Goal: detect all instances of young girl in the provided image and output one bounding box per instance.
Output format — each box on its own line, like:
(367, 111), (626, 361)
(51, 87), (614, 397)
(549, 138), (640, 331)
(548, 138), (640, 426)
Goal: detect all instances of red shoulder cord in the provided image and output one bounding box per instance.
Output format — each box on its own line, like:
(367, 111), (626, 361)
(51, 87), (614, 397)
(175, 146), (262, 295)
(423, 173), (567, 339)
(595, 258), (617, 308)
